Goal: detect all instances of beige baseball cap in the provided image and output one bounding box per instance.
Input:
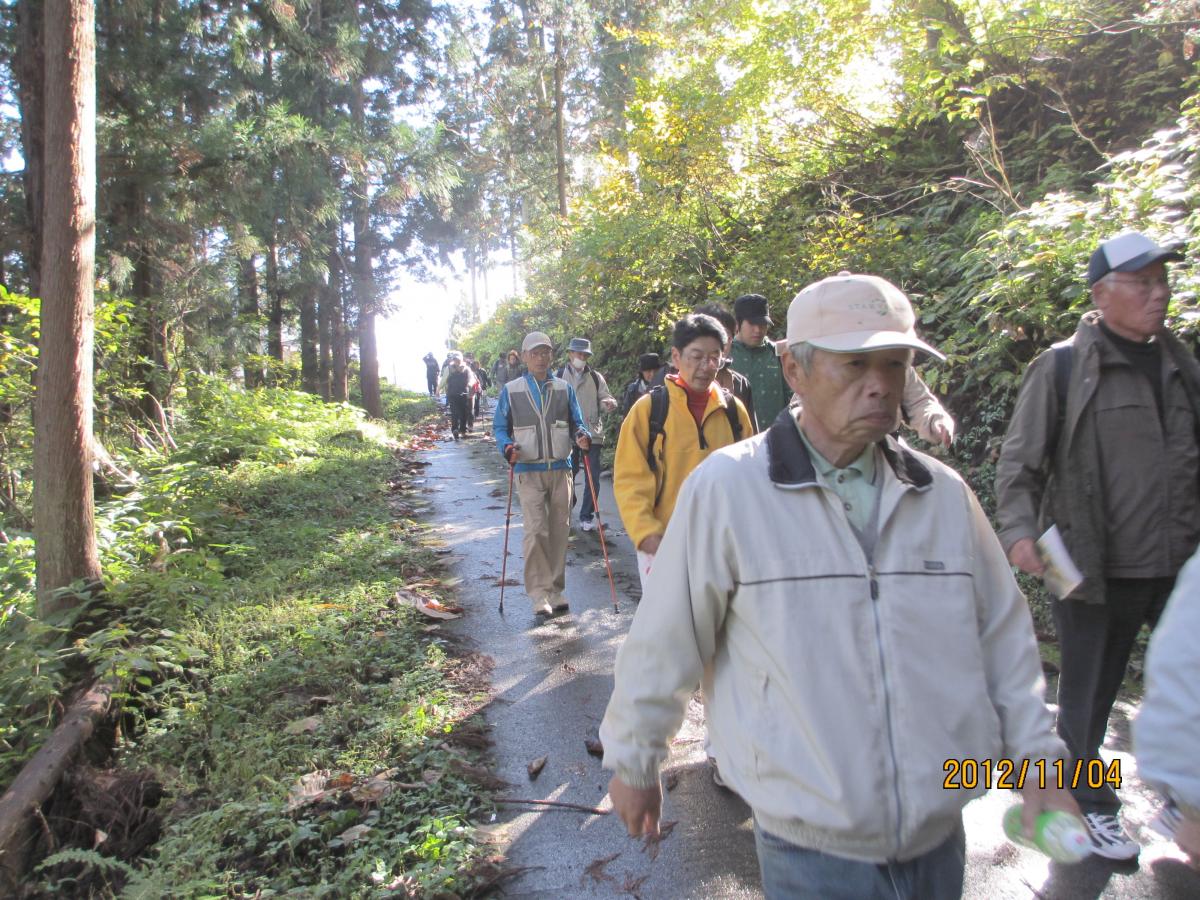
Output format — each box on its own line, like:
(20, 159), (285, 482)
(521, 331), (553, 352)
(783, 273), (944, 361)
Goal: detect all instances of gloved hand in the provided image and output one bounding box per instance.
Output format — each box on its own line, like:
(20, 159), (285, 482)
(503, 444), (518, 465)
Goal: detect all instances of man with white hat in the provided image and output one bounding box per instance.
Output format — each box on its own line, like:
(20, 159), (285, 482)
(601, 273), (1077, 898)
(997, 231), (1200, 858)
(493, 332), (592, 617)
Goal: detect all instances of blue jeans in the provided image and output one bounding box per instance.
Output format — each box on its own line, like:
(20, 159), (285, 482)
(573, 443), (603, 521)
(754, 820), (965, 900)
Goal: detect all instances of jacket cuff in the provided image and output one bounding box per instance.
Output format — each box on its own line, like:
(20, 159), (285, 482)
(996, 524), (1037, 554)
(613, 766), (661, 791)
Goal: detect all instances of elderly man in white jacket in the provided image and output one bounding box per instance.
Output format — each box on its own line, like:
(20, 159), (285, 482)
(1135, 548), (1200, 865)
(600, 273), (1080, 899)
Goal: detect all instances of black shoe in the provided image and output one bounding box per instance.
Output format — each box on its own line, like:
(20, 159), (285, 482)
(551, 602), (569, 615)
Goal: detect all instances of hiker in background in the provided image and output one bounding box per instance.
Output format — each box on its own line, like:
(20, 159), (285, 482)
(494, 349), (523, 386)
(556, 337), (618, 532)
(613, 314), (752, 593)
(465, 352), (491, 419)
(996, 231), (1200, 859)
(602, 273), (1078, 898)
(423, 352), (440, 398)
(1135, 545), (1200, 866)
(695, 302), (758, 432)
(439, 351), (478, 440)
(730, 293), (790, 428)
(621, 353), (661, 417)
(493, 332), (592, 617)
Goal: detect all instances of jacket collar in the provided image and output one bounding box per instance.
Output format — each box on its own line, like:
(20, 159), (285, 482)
(765, 409), (933, 489)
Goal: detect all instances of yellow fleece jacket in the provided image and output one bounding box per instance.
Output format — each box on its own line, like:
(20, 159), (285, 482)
(613, 379), (753, 549)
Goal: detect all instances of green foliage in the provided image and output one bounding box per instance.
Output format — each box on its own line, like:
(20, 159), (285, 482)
(3, 381), (485, 896)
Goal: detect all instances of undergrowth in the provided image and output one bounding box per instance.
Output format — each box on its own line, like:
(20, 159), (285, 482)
(2, 379), (496, 897)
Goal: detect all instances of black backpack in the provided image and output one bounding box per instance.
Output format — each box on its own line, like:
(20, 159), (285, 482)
(645, 383), (742, 473)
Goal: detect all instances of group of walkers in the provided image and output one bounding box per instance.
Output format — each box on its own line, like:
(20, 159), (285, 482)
(449, 230), (1198, 898)
(424, 350), (494, 440)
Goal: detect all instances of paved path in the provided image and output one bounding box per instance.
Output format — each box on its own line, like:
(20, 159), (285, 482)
(419, 422), (1199, 899)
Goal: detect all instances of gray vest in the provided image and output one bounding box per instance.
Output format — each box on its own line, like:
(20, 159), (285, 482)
(506, 376), (574, 463)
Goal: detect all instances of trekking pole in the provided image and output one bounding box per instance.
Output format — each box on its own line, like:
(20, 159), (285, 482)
(499, 462), (515, 614)
(582, 451), (620, 614)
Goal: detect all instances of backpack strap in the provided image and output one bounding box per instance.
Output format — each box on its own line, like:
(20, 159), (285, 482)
(721, 388), (743, 441)
(1047, 343), (1072, 460)
(646, 385), (668, 472)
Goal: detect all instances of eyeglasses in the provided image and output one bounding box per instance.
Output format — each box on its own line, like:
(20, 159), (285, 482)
(681, 350), (724, 367)
(1108, 274), (1170, 292)
(525, 347), (553, 358)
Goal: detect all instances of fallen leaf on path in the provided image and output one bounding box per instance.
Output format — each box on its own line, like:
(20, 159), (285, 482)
(584, 738), (604, 758)
(398, 589), (464, 620)
(621, 873), (650, 897)
(284, 716), (322, 735)
(561, 661), (577, 674)
(483, 504), (504, 510)
(450, 758), (513, 790)
(641, 819), (677, 861)
(527, 755), (548, 780)
(663, 772), (679, 792)
(494, 577), (520, 587)
(583, 852), (620, 885)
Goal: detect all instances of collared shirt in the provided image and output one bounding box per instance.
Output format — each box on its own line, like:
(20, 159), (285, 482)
(796, 424), (880, 534)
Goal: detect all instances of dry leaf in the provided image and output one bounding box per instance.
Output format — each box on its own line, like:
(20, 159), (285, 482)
(583, 852), (620, 885)
(642, 819), (677, 861)
(285, 770), (331, 812)
(338, 824), (372, 844)
(284, 715), (322, 735)
(584, 738), (604, 758)
(527, 755), (548, 780)
(663, 772), (679, 792)
(326, 772), (355, 791)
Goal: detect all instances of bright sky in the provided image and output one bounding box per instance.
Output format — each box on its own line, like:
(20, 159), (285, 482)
(377, 254), (515, 392)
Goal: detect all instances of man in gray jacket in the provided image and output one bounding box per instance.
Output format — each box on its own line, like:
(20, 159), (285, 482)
(603, 273), (1077, 899)
(996, 231), (1200, 859)
(557, 337), (618, 531)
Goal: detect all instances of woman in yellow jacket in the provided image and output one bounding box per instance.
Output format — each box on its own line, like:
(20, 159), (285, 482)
(614, 313), (753, 593)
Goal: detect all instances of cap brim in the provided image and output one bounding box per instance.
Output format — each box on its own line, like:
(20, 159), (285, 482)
(805, 330), (946, 361)
(1114, 246), (1185, 273)
(746, 315), (773, 326)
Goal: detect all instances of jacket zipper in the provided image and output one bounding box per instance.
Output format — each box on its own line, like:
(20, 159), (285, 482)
(866, 563), (904, 856)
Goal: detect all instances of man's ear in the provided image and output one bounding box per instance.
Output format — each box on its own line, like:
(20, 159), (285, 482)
(780, 349), (806, 397)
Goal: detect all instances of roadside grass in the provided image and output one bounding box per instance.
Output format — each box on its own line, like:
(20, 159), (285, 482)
(2, 381), (497, 897)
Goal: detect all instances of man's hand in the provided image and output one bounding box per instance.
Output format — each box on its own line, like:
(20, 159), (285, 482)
(608, 774), (662, 838)
(601, 397), (619, 413)
(503, 444), (518, 465)
(1008, 537), (1046, 576)
(930, 415), (955, 448)
(638, 534), (663, 555)
(576, 433), (592, 451)
(1018, 781), (1082, 837)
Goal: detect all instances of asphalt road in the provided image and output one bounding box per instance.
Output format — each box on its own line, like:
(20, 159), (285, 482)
(419, 418), (1200, 899)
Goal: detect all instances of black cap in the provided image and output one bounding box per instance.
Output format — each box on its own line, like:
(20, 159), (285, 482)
(734, 293), (773, 326)
(1087, 232), (1184, 286)
(638, 353), (661, 370)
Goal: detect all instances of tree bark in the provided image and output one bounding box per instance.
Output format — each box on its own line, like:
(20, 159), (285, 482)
(35, 0), (101, 616)
(350, 73), (381, 418)
(238, 254), (264, 388)
(0, 679), (114, 892)
(15, 0), (45, 296)
(266, 231), (283, 363)
(553, 30), (568, 218)
(330, 238), (348, 402)
(299, 273), (320, 394)
(317, 255), (333, 400)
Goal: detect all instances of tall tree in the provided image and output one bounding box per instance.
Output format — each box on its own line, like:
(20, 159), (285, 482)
(35, 0), (100, 616)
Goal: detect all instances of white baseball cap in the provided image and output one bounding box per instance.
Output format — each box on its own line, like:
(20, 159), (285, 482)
(521, 331), (553, 352)
(1088, 231), (1183, 286)
(784, 273), (944, 361)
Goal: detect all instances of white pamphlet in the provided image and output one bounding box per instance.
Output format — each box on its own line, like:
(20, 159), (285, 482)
(1036, 525), (1084, 599)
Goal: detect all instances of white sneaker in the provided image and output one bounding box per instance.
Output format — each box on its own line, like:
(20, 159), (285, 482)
(579, 519), (596, 532)
(1083, 812), (1139, 860)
